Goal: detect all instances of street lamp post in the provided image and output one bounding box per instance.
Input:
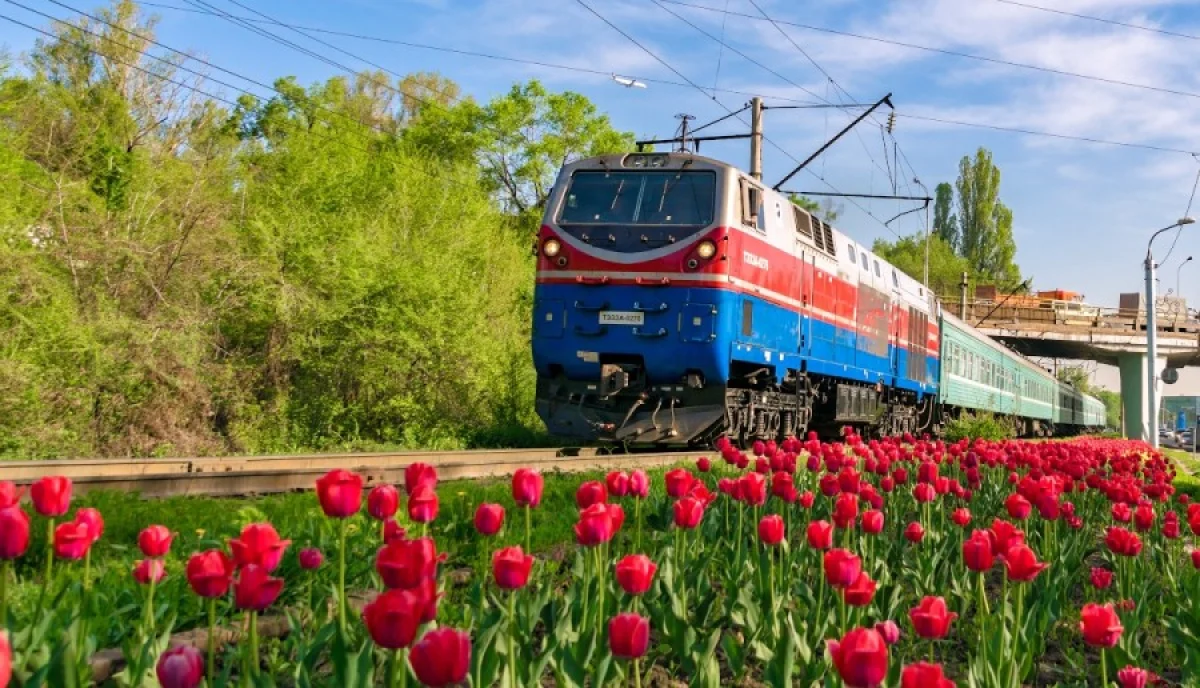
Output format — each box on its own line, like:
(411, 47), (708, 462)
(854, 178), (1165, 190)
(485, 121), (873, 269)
(1146, 218), (1196, 448)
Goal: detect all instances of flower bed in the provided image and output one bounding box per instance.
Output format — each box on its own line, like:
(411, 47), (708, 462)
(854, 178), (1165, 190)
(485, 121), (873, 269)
(0, 434), (1193, 687)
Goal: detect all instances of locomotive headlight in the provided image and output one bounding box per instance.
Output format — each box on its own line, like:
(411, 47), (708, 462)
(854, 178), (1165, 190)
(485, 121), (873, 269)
(696, 240), (717, 259)
(543, 239), (562, 257)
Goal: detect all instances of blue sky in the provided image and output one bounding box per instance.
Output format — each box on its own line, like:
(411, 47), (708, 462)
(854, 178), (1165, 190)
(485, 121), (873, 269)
(3, 0), (1200, 392)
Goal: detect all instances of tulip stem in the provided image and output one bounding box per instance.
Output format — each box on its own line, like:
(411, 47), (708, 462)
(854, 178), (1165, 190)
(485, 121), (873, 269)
(508, 593), (518, 688)
(1012, 583), (1025, 688)
(525, 505), (533, 554)
(43, 516), (54, 588)
(248, 610), (259, 678)
(0, 559), (8, 625)
(145, 569), (158, 637)
(387, 648), (398, 687)
(634, 500), (642, 553)
(338, 518), (347, 634)
(1100, 648), (1108, 688)
(207, 597), (217, 682)
(633, 658), (642, 688)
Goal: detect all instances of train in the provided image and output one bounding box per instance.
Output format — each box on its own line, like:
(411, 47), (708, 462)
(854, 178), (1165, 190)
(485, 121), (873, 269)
(530, 150), (1106, 447)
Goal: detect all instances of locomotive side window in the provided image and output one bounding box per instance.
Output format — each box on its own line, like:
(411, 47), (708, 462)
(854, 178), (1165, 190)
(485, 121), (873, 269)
(793, 206), (813, 238)
(741, 180), (762, 228)
(847, 244), (857, 264)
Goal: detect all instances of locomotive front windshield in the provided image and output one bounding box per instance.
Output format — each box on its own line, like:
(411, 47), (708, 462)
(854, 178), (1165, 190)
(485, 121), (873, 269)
(556, 170), (716, 252)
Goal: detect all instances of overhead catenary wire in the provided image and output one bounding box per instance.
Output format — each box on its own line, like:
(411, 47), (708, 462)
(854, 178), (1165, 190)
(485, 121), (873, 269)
(128, 0), (1200, 157)
(986, 0), (1200, 42)
(1157, 157), (1200, 268)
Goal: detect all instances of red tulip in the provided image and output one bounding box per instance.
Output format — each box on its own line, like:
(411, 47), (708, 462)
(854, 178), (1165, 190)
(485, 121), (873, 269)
(512, 469), (544, 507)
(30, 476), (71, 517)
(299, 548), (323, 570)
(758, 514), (785, 546)
(875, 620), (901, 645)
(665, 497), (698, 530)
(1133, 504), (1154, 532)
(962, 530), (994, 572)
(1080, 602), (1124, 647)
(384, 519), (407, 544)
(233, 564), (284, 611)
(186, 550), (234, 598)
(909, 596), (956, 639)
(901, 662), (954, 688)
(1105, 527), (1142, 558)
(0, 507), (29, 560)
(696, 457), (712, 473)
(468, 503), (503, 536)
(576, 503), (616, 545)
(1192, 550), (1200, 570)
(615, 554), (656, 595)
(138, 525), (173, 558)
(827, 627), (888, 688)
(404, 462), (438, 495)
(576, 481), (608, 509)
(156, 645), (203, 688)
(362, 588), (423, 649)
(133, 558), (166, 585)
(367, 485), (400, 521)
(377, 537), (444, 589)
(904, 522), (925, 543)
(0, 483), (17, 508)
(740, 473), (767, 506)
(409, 628), (470, 687)
(1112, 503), (1132, 523)
(843, 572), (877, 607)
(988, 519), (1024, 557)
(629, 470), (650, 499)
(1117, 666), (1155, 688)
(799, 491), (815, 508)
(608, 613), (650, 659)
(606, 471), (630, 498)
(833, 493), (859, 529)
(315, 469), (363, 519)
(1090, 567), (1113, 590)
(1003, 543), (1047, 582)
(229, 523), (291, 571)
(74, 508), (104, 544)
(951, 508), (971, 527)
(824, 549), (862, 588)
(665, 469), (694, 498)
(407, 485), (439, 524)
(861, 510), (884, 535)
(1005, 493), (1032, 520)
(0, 631), (9, 688)
(808, 520), (834, 550)
(913, 483), (936, 504)
(492, 546), (534, 590)
(53, 520), (91, 560)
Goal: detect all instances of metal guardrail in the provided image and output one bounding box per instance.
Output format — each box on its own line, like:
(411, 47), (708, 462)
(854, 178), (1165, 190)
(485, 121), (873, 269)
(942, 299), (1200, 333)
(0, 448), (700, 499)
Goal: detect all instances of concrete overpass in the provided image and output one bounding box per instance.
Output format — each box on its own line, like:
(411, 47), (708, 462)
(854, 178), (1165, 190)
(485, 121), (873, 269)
(948, 299), (1200, 441)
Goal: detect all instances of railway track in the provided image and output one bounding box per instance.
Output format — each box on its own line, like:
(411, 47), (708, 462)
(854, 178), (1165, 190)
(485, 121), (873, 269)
(0, 447), (701, 499)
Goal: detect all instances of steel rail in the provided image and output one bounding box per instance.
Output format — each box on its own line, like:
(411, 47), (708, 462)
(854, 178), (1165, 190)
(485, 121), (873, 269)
(0, 448), (701, 499)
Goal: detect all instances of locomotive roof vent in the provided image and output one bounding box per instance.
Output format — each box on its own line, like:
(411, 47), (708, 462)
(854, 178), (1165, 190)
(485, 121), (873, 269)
(623, 153), (669, 168)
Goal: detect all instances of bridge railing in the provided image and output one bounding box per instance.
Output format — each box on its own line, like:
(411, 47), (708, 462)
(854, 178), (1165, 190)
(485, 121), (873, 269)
(939, 299), (1200, 334)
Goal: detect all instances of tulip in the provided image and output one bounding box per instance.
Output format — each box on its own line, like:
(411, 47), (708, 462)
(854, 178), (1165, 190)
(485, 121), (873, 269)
(156, 645), (204, 688)
(408, 628), (470, 687)
(492, 546), (534, 590)
(234, 564), (283, 612)
(824, 549), (862, 588)
(1133, 504), (1154, 532)
(138, 525), (173, 558)
(758, 514), (785, 546)
(861, 510), (884, 535)
(30, 476), (70, 517)
(1192, 550), (1200, 570)
(629, 470), (650, 499)
(987, 519), (1025, 557)
(367, 484), (400, 521)
(363, 588), (423, 649)
(740, 472), (767, 506)
(909, 596), (957, 639)
(606, 471), (630, 497)
(74, 508), (104, 544)
(799, 491), (815, 508)
(1080, 602), (1123, 648)
(901, 662), (954, 688)
(1090, 567), (1113, 590)
(1112, 503), (1132, 523)
(186, 550), (235, 598)
(474, 503), (505, 536)
(673, 497), (704, 530)
(615, 554), (656, 596)
(609, 613), (650, 659)
(808, 520), (834, 550)
(133, 559), (166, 585)
(0, 507), (29, 560)
(407, 485), (439, 524)
(696, 457), (712, 473)
(377, 538), (444, 590)
(384, 519), (407, 545)
(827, 627), (888, 688)
(913, 483), (936, 504)
(833, 492), (859, 529)
(512, 468), (544, 507)
(229, 523), (291, 572)
(299, 548), (323, 570)
(404, 462), (438, 495)
(576, 481), (608, 509)
(608, 503), (626, 534)
(904, 522), (925, 543)
(874, 620), (901, 645)
(843, 572), (877, 607)
(0, 483), (18, 509)
(315, 469), (363, 519)
(53, 520), (91, 560)
(1105, 527), (1143, 558)
(1005, 493), (1032, 520)
(576, 503), (616, 546)
(951, 508), (971, 527)
(0, 631), (8, 688)
(665, 468), (694, 498)
(1117, 666), (1155, 688)
(963, 530), (994, 572)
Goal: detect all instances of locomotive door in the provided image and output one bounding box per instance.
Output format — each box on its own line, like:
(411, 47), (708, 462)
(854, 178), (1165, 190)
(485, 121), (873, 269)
(798, 249), (812, 356)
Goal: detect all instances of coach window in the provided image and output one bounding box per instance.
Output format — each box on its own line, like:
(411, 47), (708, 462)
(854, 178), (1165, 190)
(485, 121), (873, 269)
(847, 244), (857, 264)
(861, 253), (869, 270)
(874, 260), (881, 278)
(892, 269), (899, 288)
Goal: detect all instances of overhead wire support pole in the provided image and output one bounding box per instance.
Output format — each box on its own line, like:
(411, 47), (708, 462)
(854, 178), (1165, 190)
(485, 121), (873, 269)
(772, 93), (894, 191)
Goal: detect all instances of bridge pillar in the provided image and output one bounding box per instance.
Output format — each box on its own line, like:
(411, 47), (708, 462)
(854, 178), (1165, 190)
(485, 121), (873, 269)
(1118, 352), (1164, 442)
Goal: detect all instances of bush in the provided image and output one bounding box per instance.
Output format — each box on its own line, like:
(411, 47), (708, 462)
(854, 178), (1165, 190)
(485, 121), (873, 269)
(943, 411), (1014, 442)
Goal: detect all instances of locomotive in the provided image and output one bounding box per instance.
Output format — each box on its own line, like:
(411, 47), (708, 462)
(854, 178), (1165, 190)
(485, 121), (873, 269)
(530, 150), (1105, 447)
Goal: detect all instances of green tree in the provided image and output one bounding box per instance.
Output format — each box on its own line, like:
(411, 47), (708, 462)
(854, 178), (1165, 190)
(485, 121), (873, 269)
(872, 232), (974, 298)
(955, 147), (1021, 289)
(932, 182), (957, 251)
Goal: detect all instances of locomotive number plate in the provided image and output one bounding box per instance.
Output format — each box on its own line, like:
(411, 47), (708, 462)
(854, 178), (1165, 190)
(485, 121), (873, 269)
(598, 311), (645, 326)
